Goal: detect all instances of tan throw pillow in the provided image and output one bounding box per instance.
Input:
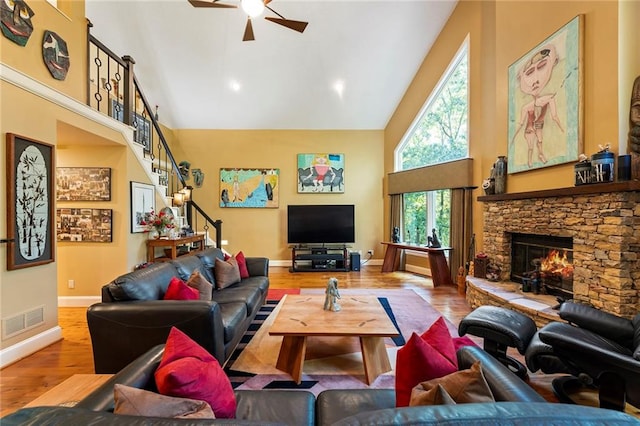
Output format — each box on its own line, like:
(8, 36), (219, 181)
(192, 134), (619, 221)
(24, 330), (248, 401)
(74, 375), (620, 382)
(113, 384), (215, 419)
(409, 361), (495, 406)
(214, 256), (241, 289)
(187, 270), (213, 300)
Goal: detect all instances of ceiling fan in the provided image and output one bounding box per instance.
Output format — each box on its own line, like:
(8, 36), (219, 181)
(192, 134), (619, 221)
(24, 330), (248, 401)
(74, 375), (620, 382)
(188, 0), (308, 42)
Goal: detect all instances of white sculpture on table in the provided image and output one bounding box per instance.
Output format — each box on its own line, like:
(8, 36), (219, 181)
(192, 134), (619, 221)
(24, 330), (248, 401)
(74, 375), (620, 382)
(323, 277), (341, 312)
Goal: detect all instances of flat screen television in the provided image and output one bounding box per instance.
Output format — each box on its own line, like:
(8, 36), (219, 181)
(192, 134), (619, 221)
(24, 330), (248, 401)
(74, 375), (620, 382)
(287, 204), (355, 245)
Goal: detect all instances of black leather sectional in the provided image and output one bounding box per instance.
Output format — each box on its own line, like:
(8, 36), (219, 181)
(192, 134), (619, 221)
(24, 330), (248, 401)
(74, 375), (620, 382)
(3, 346), (637, 425)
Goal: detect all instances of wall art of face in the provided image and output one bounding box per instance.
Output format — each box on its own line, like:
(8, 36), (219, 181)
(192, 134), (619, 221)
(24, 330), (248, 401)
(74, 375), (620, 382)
(42, 30), (70, 80)
(517, 44), (559, 98)
(1, 0), (35, 46)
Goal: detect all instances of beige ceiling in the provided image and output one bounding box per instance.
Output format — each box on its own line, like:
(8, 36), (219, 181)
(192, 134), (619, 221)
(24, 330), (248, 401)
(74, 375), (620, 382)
(85, 0), (457, 130)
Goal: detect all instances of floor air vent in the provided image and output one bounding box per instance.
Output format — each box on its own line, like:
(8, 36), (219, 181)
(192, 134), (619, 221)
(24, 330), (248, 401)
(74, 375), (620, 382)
(2, 305), (45, 339)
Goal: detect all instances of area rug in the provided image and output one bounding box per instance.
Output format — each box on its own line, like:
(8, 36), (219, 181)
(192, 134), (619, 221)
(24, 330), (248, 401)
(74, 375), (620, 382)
(224, 288), (460, 395)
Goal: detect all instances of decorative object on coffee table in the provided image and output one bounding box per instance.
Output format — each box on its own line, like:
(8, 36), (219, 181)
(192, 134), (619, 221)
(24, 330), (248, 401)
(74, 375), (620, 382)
(323, 277), (341, 312)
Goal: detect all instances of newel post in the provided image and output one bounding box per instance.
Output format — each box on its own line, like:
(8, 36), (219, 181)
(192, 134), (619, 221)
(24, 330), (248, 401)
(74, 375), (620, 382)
(122, 55), (136, 126)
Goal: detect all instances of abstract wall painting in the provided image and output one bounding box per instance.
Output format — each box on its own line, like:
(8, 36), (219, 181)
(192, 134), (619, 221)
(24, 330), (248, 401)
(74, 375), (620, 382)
(297, 153), (344, 193)
(219, 168), (279, 208)
(507, 15), (583, 174)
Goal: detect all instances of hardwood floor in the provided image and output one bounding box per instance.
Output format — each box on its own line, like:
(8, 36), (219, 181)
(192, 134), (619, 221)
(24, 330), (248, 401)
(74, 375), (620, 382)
(0, 265), (546, 417)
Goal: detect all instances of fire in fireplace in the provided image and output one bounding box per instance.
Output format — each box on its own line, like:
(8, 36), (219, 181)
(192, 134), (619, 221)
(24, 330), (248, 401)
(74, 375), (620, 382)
(510, 233), (574, 299)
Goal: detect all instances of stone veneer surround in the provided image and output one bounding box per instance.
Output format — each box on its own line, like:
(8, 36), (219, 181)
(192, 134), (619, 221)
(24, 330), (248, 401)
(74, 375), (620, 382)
(478, 182), (640, 318)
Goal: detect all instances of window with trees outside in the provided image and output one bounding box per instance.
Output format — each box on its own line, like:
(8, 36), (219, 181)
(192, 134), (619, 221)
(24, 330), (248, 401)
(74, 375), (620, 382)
(395, 41), (468, 247)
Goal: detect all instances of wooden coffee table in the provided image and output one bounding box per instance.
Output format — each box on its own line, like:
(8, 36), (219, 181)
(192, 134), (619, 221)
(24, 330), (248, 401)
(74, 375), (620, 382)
(268, 294), (399, 385)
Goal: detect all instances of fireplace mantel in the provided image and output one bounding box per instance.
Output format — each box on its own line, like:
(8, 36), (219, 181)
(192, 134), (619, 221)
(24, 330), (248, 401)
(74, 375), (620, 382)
(478, 181), (640, 202)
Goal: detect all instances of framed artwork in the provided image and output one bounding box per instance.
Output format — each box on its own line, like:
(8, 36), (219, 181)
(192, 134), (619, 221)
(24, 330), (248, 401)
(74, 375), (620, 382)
(219, 168), (279, 208)
(56, 167), (111, 201)
(111, 100), (152, 151)
(56, 208), (113, 242)
(130, 181), (155, 233)
(507, 15), (583, 174)
(297, 153), (345, 193)
(6, 133), (55, 270)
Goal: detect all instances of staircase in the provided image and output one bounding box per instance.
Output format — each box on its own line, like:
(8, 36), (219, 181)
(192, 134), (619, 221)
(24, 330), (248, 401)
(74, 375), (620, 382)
(87, 31), (222, 248)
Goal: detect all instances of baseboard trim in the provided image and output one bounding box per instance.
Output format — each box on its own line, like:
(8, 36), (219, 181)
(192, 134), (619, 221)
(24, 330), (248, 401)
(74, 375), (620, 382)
(0, 326), (62, 369)
(58, 296), (101, 307)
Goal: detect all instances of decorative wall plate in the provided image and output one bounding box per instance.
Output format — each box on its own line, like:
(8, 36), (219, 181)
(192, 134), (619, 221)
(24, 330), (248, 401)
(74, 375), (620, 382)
(42, 30), (70, 80)
(1, 0), (35, 46)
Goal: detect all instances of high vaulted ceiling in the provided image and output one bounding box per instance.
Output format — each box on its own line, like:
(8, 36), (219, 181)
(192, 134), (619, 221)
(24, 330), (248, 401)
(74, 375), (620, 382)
(85, 0), (457, 130)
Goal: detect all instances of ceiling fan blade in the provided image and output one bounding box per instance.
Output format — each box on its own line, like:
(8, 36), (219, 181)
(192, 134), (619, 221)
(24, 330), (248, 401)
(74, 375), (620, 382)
(243, 18), (255, 41)
(188, 0), (237, 8)
(265, 17), (308, 33)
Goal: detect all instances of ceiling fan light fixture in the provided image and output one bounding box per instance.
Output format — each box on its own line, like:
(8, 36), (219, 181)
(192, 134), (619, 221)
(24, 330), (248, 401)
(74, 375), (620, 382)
(241, 0), (264, 18)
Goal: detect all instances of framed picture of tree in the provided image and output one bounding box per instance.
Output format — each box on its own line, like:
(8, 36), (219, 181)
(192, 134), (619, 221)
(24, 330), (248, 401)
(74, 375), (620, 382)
(6, 133), (56, 270)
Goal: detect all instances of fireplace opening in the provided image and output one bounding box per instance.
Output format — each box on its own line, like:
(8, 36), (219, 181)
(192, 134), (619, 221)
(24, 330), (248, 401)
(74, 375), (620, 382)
(510, 233), (573, 299)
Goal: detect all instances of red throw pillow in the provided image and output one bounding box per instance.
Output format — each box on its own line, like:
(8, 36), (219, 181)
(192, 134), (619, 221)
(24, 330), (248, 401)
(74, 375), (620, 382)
(155, 327), (236, 418)
(419, 316), (458, 367)
(164, 277), (199, 301)
(235, 251), (250, 279)
(452, 335), (478, 352)
(395, 332), (457, 407)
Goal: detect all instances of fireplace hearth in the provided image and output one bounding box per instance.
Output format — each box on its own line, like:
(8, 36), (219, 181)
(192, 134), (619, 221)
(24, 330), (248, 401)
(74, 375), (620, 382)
(511, 233), (573, 299)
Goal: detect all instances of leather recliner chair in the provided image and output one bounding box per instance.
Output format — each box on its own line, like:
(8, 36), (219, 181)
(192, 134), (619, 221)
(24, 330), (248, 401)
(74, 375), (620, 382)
(530, 301), (640, 411)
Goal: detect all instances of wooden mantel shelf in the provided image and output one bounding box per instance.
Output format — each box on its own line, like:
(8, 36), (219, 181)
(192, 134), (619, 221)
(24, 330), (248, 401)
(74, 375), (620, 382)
(477, 180), (640, 202)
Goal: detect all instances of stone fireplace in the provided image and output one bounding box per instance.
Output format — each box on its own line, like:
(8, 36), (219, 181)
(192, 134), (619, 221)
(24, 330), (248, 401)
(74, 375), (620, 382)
(477, 182), (640, 318)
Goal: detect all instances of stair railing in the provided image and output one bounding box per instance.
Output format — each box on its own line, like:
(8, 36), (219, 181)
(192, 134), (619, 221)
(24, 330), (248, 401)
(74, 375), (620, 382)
(86, 23), (222, 248)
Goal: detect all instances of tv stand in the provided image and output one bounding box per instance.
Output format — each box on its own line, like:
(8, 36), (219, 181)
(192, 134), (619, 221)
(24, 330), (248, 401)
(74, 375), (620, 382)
(290, 245), (349, 272)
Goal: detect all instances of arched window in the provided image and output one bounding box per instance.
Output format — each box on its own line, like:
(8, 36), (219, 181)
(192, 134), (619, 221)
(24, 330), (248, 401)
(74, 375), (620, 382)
(395, 40), (469, 171)
(394, 38), (468, 248)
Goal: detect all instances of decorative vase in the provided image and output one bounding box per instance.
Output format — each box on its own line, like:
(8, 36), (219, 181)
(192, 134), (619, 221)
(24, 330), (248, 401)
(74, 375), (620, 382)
(148, 228), (160, 239)
(494, 156), (507, 194)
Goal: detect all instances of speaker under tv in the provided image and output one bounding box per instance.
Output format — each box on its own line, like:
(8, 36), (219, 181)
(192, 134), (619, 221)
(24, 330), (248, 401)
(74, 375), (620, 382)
(350, 252), (360, 271)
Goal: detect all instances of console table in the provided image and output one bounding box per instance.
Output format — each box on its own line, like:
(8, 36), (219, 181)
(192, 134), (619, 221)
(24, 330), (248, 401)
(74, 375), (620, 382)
(146, 234), (205, 263)
(380, 242), (454, 287)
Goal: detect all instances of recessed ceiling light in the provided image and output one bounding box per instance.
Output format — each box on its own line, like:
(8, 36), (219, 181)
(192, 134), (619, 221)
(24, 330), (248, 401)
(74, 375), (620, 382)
(230, 80), (241, 92)
(333, 80), (345, 98)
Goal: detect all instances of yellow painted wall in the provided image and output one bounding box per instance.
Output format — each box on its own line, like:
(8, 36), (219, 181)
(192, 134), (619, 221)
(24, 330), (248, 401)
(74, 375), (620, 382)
(174, 129), (385, 261)
(0, 0), (87, 102)
(55, 145), (128, 297)
(384, 0), (628, 253)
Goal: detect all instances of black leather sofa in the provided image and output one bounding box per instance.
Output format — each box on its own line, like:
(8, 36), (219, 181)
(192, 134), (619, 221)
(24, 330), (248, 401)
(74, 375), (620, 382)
(4, 345), (636, 425)
(87, 247), (269, 373)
